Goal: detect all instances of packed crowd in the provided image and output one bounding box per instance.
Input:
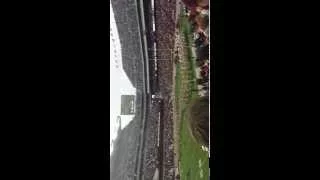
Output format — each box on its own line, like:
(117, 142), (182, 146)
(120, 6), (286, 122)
(153, 0), (177, 179)
(141, 97), (176, 179)
(142, 100), (160, 179)
(111, 0), (145, 90)
(162, 96), (175, 179)
(154, 0), (176, 95)
(111, 0), (181, 179)
(154, 0), (176, 49)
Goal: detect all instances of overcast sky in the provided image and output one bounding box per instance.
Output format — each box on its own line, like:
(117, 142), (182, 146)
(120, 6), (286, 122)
(110, 2), (136, 156)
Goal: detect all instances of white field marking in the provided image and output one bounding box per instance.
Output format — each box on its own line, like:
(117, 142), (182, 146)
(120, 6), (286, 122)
(198, 159), (202, 168)
(200, 169), (204, 179)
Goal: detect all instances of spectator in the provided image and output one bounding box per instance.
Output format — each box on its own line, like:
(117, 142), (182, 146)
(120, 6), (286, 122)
(194, 35), (205, 47)
(196, 44), (209, 61)
(196, 59), (206, 67)
(197, 77), (208, 85)
(194, 32), (208, 48)
(201, 64), (209, 72)
(195, 14), (209, 32)
(200, 69), (208, 78)
(181, 0), (209, 16)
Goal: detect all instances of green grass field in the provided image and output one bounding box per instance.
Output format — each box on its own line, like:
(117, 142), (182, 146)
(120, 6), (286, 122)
(175, 15), (209, 180)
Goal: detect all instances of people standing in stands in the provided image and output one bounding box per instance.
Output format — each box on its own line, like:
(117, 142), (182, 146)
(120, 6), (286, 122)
(196, 44), (209, 61)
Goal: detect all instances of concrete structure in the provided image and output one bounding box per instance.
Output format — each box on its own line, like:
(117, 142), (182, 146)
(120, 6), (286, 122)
(120, 95), (136, 115)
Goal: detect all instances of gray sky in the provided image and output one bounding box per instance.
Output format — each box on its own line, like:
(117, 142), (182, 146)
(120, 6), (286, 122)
(110, 2), (136, 156)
